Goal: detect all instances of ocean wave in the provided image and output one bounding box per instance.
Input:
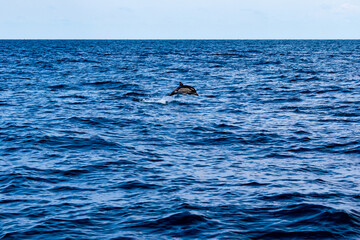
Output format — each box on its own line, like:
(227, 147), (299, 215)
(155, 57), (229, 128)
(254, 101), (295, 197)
(33, 135), (120, 150)
(1, 40), (360, 239)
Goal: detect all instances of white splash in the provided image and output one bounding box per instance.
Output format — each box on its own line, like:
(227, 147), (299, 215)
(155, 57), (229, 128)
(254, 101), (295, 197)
(142, 96), (174, 105)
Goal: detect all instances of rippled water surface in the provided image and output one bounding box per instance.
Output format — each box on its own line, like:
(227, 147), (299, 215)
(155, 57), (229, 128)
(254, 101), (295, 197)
(1, 40), (360, 239)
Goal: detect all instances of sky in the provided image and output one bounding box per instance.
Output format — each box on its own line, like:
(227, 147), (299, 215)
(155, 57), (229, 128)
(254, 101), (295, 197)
(0, 0), (359, 39)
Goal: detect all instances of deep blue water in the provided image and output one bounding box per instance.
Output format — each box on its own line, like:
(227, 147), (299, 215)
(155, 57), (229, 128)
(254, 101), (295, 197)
(0, 40), (360, 239)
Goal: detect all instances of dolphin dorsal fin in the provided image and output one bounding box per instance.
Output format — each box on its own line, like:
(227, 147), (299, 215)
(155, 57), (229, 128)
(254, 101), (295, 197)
(179, 82), (183, 86)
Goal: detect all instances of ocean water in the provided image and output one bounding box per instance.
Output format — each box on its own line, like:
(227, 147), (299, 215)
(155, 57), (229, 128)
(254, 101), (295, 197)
(0, 40), (360, 239)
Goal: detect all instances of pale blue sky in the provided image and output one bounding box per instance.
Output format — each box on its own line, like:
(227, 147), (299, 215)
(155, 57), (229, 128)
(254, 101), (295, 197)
(0, 0), (359, 39)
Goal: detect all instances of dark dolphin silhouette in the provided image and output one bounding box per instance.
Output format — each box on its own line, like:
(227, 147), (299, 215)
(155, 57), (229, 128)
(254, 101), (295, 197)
(169, 82), (199, 96)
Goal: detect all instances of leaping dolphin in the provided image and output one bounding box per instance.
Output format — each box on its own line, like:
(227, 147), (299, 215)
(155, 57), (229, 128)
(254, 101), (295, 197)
(169, 82), (199, 96)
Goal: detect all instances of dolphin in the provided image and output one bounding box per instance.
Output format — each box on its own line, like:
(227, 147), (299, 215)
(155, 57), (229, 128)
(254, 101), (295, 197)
(169, 82), (199, 96)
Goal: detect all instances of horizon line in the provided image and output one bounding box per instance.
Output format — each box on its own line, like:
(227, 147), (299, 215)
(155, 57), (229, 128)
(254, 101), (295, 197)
(1, 38), (360, 41)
